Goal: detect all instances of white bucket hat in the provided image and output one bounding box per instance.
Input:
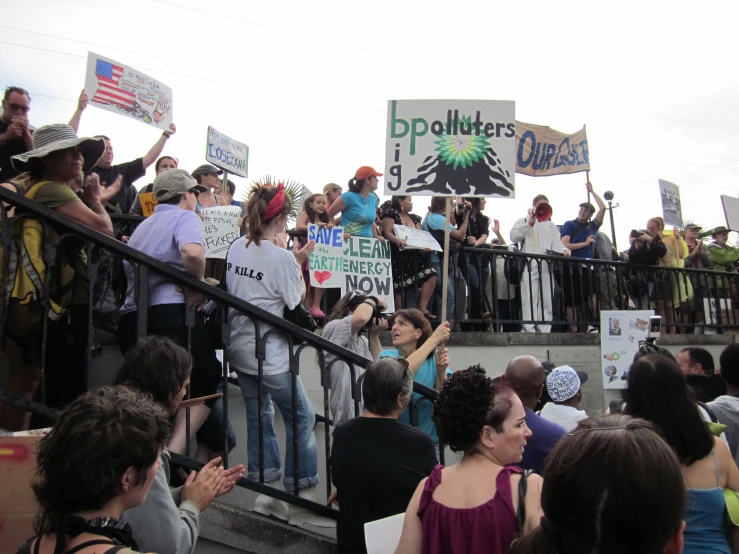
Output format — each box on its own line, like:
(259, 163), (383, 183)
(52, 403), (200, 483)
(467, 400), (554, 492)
(11, 124), (105, 173)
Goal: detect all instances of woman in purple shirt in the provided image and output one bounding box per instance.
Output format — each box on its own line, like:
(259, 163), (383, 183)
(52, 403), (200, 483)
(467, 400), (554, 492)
(395, 367), (543, 554)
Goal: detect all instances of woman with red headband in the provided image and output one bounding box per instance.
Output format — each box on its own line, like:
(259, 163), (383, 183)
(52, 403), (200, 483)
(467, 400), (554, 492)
(327, 166), (385, 239)
(224, 182), (331, 527)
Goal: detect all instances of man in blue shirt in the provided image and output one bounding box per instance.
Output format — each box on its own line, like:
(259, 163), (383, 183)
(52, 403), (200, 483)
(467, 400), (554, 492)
(501, 355), (566, 473)
(560, 182), (606, 332)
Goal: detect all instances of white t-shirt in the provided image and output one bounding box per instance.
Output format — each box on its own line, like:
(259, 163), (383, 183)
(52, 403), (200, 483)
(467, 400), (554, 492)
(539, 402), (588, 432)
(226, 237), (304, 376)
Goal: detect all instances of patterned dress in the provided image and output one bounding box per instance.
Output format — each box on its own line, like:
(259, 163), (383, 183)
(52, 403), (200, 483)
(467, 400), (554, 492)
(382, 209), (436, 292)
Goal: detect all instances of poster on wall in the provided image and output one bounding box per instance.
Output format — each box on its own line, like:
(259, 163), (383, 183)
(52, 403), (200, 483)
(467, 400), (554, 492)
(84, 52), (173, 129)
(384, 99), (516, 198)
(600, 310), (653, 390)
(659, 179), (683, 228)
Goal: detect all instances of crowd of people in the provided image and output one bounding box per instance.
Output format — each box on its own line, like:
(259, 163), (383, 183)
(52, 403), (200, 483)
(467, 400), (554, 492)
(4, 83), (739, 553)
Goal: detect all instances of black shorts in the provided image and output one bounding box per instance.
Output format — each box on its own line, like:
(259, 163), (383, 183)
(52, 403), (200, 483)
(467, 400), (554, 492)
(119, 304), (222, 407)
(562, 265), (593, 307)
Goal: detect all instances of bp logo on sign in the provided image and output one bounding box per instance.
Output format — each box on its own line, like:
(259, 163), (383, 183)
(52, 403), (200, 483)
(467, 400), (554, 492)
(384, 99), (516, 198)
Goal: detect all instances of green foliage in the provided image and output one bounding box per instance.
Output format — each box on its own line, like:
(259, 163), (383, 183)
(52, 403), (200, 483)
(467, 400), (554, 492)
(240, 175), (305, 226)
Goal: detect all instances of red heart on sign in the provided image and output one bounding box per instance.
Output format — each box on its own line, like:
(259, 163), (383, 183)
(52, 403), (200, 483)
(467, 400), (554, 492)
(314, 271), (332, 285)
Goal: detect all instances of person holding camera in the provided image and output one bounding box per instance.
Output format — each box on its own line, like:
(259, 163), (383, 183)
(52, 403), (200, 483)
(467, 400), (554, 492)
(627, 223), (667, 310)
(322, 291), (389, 428)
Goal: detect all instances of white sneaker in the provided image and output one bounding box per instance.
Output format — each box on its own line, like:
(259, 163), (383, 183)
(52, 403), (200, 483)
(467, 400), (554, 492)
(253, 482), (289, 521)
(287, 486), (337, 528)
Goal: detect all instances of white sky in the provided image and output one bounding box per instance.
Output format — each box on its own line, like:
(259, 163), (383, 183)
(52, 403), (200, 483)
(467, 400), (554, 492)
(2, 0), (738, 250)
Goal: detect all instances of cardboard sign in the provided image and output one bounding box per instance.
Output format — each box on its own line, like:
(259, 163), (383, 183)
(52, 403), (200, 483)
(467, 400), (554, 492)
(659, 179), (683, 228)
(393, 224), (442, 252)
(340, 236), (395, 312)
(0, 432), (46, 554)
(205, 126), (249, 178)
(84, 52), (173, 129)
(201, 206), (241, 259)
(307, 224), (344, 288)
(721, 195), (739, 231)
(600, 310), (653, 390)
(139, 191), (157, 217)
(515, 121), (589, 176)
(384, 99), (516, 197)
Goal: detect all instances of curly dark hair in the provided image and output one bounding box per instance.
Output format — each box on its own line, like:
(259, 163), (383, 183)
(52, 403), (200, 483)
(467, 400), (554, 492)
(433, 366), (514, 452)
(32, 386), (171, 535)
(115, 336), (193, 415)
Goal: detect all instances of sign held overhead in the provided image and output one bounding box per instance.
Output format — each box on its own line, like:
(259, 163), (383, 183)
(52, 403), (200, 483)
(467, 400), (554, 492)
(206, 126), (249, 178)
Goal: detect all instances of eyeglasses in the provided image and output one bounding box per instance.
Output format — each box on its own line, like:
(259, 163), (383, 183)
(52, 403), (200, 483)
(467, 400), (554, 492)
(189, 189), (200, 198)
(6, 103), (30, 113)
(396, 358), (411, 382)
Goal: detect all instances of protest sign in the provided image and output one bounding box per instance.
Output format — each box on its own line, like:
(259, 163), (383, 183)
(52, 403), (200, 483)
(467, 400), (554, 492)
(384, 100), (516, 198)
(600, 310), (653, 390)
(201, 206), (241, 259)
(659, 179), (683, 228)
(139, 191), (157, 217)
(515, 122), (589, 176)
(84, 52), (172, 129)
(307, 224), (344, 288)
(393, 224), (442, 252)
(206, 126), (249, 178)
(341, 236), (395, 312)
(721, 195), (739, 231)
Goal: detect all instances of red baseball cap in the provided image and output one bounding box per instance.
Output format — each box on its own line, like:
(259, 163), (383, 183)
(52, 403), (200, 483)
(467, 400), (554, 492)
(355, 166), (383, 180)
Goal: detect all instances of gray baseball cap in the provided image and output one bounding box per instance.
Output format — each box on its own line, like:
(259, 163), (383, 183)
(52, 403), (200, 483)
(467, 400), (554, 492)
(153, 169), (203, 202)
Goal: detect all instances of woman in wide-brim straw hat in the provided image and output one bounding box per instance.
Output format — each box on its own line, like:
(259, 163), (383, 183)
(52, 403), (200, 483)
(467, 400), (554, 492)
(0, 123), (114, 432)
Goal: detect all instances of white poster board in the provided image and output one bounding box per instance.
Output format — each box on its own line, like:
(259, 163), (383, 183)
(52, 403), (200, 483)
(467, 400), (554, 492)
(659, 179), (683, 228)
(201, 206), (241, 259)
(84, 52), (173, 129)
(364, 513), (404, 554)
(206, 126), (249, 178)
(307, 224), (344, 289)
(384, 99), (516, 198)
(600, 310), (653, 389)
(393, 224), (442, 252)
(340, 236), (395, 312)
(721, 195), (739, 231)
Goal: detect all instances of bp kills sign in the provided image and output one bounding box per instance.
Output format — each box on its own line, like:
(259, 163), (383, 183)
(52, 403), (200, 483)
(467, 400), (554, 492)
(384, 99), (516, 198)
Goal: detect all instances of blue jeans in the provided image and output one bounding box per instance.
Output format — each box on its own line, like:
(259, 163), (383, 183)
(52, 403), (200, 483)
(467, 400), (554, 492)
(237, 371), (319, 491)
(431, 262), (455, 321)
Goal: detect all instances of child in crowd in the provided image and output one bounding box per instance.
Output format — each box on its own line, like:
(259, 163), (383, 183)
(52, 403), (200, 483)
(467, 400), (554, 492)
(296, 193), (333, 318)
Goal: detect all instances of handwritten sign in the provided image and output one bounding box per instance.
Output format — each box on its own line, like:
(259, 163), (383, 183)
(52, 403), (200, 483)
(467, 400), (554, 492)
(201, 206), (241, 259)
(384, 99), (515, 197)
(659, 179), (683, 228)
(139, 192), (157, 217)
(206, 126), (249, 178)
(721, 195), (739, 231)
(393, 224), (442, 252)
(515, 121), (589, 176)
(84, 52), (173, 129)
(308, 224), (344, 288)
(341, 236), (395, 312)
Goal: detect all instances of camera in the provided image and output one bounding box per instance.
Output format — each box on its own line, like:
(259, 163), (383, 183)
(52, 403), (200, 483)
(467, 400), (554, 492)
(630, 229), (641, 239)
(648, 315), (662, 340)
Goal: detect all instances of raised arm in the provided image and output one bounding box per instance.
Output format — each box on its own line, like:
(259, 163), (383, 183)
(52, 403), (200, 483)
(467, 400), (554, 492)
(68, 90), (88, 133)
(142, 124), (176, 169)
(586, 182), (607, 225)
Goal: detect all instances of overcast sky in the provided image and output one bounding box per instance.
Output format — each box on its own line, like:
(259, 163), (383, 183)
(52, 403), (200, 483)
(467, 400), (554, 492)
(2, 0), (738, 249)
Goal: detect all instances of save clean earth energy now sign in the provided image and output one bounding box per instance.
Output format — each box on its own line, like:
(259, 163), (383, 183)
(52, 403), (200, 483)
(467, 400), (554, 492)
(384, 99), (516, 198)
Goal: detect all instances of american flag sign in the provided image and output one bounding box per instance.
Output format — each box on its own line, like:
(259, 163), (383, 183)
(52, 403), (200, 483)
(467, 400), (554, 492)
(92, 59), (136, 109)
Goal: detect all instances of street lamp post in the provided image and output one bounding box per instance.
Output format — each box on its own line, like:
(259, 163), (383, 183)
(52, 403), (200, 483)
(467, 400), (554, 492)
(603, 191), (619, 251)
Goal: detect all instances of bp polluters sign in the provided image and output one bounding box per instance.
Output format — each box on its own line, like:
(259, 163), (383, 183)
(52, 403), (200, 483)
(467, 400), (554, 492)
(384, 100), (516, 198)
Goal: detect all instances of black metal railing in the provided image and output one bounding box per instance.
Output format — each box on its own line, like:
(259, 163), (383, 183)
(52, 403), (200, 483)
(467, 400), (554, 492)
(0, 187), (444, 520)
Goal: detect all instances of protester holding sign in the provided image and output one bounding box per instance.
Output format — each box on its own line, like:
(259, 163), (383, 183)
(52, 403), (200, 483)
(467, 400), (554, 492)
(454, 197), (491, 331)
(225, 182), (328, 527)
(297, 193), (333, 318)
(328, 166), (384, 239)
(192, 164), (229, 211)
(648, 217), (687, 334)
(130, 155), (179, 216)
(381, 195), (438, 317)
(379, 311), (452, 454)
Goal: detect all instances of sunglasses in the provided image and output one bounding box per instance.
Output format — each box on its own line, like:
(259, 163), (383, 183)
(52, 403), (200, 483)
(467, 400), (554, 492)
(6, 102), (30, 113)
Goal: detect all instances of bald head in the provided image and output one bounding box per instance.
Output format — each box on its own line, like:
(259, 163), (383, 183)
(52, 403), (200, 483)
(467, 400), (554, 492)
(503, 355), (545, 409)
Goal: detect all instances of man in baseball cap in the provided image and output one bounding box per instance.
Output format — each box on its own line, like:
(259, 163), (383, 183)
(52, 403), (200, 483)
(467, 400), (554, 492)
(539, 365), (589, 431)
